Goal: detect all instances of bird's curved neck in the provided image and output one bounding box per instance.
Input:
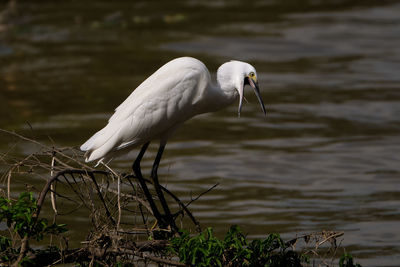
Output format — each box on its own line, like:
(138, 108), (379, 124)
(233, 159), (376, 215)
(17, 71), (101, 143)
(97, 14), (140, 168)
(205, 80), (237, 111)
(191, 66), (238, 115)
(217, 81), (237, 100)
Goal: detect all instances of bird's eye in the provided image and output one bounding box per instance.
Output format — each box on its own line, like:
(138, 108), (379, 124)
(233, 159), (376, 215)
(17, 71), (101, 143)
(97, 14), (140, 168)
(249, 72), (255, 78)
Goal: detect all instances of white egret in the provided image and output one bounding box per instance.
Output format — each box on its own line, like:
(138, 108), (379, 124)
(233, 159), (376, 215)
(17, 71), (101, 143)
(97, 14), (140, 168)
(80, 57), (266, 230)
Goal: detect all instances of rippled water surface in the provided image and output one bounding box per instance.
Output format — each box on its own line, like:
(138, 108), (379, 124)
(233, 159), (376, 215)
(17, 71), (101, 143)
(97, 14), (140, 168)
(1, 1), (400, 265)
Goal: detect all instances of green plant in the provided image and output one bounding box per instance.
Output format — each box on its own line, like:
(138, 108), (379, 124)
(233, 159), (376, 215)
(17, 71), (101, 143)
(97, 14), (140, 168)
(170, 227), (224, 266)
(169, 225), (306, 267)
(0, 192), (67, 264)
(247, 233), (305, 266)
(0, 192), (67, 241)
(0, 235), (15, 262)
(339, 253), (361, 267)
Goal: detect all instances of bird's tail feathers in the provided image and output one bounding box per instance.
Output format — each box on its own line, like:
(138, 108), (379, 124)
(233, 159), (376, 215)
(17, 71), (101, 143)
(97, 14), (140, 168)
(80, 128), (107, 151)
(80, 124), (122, 163)
(84, 131), (121, 162)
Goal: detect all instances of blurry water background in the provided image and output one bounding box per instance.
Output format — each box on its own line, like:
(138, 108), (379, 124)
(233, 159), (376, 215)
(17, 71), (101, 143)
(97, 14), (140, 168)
(1, 0), (400, 265)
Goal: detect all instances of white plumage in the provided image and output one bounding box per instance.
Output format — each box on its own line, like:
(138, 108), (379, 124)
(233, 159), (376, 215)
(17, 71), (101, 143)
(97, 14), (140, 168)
(81, 56), (266, 165)
(80, 56), (266, 230)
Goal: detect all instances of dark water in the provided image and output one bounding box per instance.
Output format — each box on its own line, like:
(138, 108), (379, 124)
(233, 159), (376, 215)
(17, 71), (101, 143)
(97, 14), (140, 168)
(1, 1), (400, 265)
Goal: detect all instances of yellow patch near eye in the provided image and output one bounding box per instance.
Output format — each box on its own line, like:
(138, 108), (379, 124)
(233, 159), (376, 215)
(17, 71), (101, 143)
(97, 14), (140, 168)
(249, 72), (257, 83)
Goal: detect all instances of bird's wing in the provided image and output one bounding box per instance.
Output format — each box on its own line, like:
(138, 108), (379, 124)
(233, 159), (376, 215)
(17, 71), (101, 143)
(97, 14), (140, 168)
(81, 57), (210, 162)
(109, 57), (208, 124)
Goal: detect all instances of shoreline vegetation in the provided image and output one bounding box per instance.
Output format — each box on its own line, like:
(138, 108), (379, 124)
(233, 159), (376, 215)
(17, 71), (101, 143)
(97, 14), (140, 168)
(0, 129), (360, 266)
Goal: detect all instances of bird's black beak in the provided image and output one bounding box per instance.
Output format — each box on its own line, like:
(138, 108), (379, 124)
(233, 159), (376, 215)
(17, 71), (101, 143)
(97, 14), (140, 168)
(244, 76), (267, 116)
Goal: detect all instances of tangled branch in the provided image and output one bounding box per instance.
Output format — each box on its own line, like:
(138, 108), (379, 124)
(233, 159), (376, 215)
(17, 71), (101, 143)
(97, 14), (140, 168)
(0, 129), (208, 266)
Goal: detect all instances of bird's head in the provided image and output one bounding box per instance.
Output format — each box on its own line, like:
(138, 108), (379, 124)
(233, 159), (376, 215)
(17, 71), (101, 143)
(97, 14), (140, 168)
(217, 60), (267, 117)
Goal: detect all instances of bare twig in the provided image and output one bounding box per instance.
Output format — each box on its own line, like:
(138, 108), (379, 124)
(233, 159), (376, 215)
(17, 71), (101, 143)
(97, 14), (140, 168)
(0, 128), (93, 169)
(117, 175), (121, 229)
(186, 182), (219, 207)
(50, 153), (58, 214)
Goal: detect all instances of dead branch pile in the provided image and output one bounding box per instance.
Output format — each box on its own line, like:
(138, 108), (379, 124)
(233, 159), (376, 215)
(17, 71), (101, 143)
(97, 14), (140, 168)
(0, 129), (348, 266)
(0, 129), (201, 266)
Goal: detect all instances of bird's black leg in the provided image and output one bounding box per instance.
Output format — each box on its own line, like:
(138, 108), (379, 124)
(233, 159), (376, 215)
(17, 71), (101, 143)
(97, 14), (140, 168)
(151, 143), (179, 233)
(132, 142), (165, 227)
